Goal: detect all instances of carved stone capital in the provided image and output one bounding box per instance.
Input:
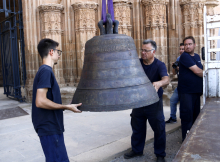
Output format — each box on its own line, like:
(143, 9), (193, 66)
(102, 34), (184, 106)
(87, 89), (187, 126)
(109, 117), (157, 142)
(205, 0), (220, 7)
(179, 0), (206, 6)
(142, 0), (169, 6)
(38, 4), (64, 12)
(113, 0), (132, 8)
(39, 4), (63, 38)
(143, 1), (167, 29)
(206, 0), (219, 15)
(43, 0), (62, 4)
(113, 0), (133, 36)
(113, 0), (133, 5)
(113, 0), (132, 2)
(71, 2), (98, 11)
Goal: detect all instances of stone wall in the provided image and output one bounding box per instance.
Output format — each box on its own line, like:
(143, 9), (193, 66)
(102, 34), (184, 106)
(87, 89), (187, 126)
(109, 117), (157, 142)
(19, 0), (219, 102)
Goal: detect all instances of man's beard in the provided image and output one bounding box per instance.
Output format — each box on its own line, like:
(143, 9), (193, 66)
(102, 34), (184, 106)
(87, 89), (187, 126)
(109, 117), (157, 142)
(54, 62), (57, 65)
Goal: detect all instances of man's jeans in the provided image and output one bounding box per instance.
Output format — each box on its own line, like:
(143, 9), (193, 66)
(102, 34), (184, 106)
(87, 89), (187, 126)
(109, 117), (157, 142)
(170, 88), (179, 120)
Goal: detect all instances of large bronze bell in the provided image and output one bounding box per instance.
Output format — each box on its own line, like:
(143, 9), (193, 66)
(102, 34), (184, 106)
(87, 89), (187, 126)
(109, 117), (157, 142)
(71, 33), (159, 111)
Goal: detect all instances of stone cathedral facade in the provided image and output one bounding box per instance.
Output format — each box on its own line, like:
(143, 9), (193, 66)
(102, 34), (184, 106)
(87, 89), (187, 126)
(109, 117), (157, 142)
(0, 0), (220, 103)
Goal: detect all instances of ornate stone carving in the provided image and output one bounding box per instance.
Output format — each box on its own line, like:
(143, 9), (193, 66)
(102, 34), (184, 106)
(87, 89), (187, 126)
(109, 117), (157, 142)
(180, 0), (206, 58)
(43, 0), (62, 4)
(180, 0), (206, 5)
(180, 1), (205, 31)
(72, 2), (98, 10)
(72, 2), (98, 81)
(72, 2), (98, 32)
(142, 0), (168, 30)
(142, 0), (169, 5)
(38, 3), (65, 86)
(142, 0), (169, 68)
(206, 0), (220, 6)
(38, 4), (64, 37)
(38, 4), (63, 12)
(206, 0), (219, 15)
(180, 0), (205, 29)
(113, 0), (132, 36)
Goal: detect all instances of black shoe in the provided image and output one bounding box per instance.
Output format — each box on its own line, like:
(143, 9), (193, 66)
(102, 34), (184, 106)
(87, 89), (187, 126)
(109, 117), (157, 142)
(165, 117), (177, 124)
(157, 156), (165, 162)
(124, 150), (143, 159)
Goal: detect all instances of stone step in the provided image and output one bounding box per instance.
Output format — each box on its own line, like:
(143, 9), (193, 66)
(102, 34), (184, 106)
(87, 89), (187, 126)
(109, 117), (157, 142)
(60, 86), (77, 105)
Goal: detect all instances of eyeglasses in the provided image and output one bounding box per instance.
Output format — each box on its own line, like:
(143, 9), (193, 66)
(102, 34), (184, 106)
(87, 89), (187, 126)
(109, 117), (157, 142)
(52, 49), (62, 56)
(141, 49), (154, 53)
(184, 43), (193, 46)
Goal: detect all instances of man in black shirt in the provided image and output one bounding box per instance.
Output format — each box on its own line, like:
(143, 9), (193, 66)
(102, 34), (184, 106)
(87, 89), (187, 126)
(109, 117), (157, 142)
(178, 36), (203, 141)
(32, 38), (82, 162)
(124, 39), (169, 162)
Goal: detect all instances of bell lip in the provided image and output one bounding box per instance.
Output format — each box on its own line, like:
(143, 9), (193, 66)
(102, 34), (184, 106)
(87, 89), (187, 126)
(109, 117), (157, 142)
(71, 96), (159, 112)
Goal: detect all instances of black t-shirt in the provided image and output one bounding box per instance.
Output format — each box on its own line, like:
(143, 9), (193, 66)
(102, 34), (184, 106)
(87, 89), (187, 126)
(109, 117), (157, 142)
(140, 58), (168, 98)
(177, 52), (203, 94)
(32, 65), (64, 136)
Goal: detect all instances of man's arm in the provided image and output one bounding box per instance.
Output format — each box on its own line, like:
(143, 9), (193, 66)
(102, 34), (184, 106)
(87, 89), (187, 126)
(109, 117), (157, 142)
(189, 65), (203, 77)
(152, 76), (170, 92)
(36, 88), (81, 113)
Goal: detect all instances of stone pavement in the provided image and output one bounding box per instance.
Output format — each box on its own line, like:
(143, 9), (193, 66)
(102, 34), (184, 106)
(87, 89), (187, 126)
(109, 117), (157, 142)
(110, 128), (182, 162)
(0, 87), (181, 162)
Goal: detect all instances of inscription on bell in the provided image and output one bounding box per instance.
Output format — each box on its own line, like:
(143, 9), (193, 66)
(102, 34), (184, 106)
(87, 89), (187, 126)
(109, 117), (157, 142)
(86, 42), (136, 54)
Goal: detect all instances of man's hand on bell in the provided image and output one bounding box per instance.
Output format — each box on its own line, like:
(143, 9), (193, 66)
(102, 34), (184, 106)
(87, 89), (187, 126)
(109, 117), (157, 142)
(66, 103), (82, 113)
(152, 82), (162, 92)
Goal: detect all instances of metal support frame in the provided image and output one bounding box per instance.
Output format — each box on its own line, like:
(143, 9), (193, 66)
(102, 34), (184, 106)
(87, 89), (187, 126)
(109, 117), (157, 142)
(203, 6), (220, 104)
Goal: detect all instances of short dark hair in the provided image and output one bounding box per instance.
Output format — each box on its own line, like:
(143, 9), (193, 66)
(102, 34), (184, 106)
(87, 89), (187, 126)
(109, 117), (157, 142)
(143, 39), (157, 51)
(180, 43), (184, 46)
(37, 38), (59, 59)
(183, 36), (195, 44)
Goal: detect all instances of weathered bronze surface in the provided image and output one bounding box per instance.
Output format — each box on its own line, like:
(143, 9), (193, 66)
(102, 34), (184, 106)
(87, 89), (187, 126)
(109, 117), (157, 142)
(173, 98), (220, 161)
(71, 34), (159, 111)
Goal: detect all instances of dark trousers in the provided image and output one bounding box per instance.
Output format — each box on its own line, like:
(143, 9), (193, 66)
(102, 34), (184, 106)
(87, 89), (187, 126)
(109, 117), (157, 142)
(40, 134), (69, 162)
(179, 93), (201, 141)
(131, 98), (166, 157)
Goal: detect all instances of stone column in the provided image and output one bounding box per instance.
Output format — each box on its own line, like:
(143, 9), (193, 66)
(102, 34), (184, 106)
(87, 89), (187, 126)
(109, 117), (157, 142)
(205, 0), (219, 59)
(180, 0), (206, 54)
(38, 4), (66, 87)
(62, 0), (76, 86)
(142, 0), (169, 68)
(206, 0), (219, 16)
(113, 0), (132, 36)
(22, 0), (42, 101)
(72, 2), (98, 82)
